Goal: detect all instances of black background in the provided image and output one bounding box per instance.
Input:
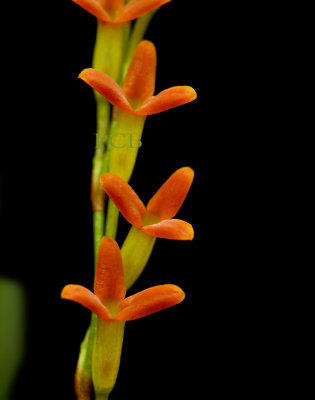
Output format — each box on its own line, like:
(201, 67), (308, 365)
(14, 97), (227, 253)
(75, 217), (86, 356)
(0, 1), (271, 399)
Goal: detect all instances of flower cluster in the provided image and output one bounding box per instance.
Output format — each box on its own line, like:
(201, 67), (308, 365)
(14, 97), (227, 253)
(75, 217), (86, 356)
(61, 1), (196, 399)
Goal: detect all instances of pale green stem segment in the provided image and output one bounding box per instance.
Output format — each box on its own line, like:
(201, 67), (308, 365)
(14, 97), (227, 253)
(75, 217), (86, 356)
(121, 9), (158, 82)
(95, 99), (110, 158)
(93, 318), (125, 400)
(93, 211), (105, 263)
(91, 101), (109, 252)
(102, 119), (118, 175)
(105, 110), (146, 239)
(108, 110), (146, 182)
(105, 200), (120, 239)
(121, 226), (156, 290)
(92, 95), (108, 280)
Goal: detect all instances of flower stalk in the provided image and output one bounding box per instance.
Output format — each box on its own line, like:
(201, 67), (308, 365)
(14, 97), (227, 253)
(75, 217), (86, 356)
(93, 319), (125, 400)
(121, 226), (156, 289)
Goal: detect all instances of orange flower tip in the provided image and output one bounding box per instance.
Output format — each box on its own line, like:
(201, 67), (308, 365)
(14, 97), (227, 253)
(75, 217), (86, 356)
(185, 86), (197, 101)
(180, 224), (194, 241)
(78, 68), (93, 81)
(138, 39), (155, 49)
(61, 285), (76, 300)
(135, 86), (197, 115)
(170, 284), (186, 303)
(186, 226), (194, 241)
(179, 166), (195, 181)
(60, 286), (68, 299)
(141, 220), (194, 241)
(115, 284), (185, 321)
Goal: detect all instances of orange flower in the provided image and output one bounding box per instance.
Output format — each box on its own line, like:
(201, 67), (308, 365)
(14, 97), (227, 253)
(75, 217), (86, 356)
(72, 0), (172, 24)
(61, 237), (184, 320)
(79, 40), (197, 115)
(100, 167), (194, 240)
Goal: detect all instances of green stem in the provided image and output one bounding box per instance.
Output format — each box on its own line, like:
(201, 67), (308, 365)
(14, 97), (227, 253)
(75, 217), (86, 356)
(105, 200), (120, 240)
(93, 211), (105, 263)
(92, 101), (109, 257)
(91, 101), (109, 261)
(95, 99), (110, 158)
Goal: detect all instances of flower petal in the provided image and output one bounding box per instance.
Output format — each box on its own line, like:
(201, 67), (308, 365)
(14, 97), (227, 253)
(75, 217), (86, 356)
(115, 0), (172, 24)
(94, 237), (126, 303)
(116, 284), (185, 321)
(61, 284), (113, 320)
(135, 86), (197, 115)
(147, 167), (194, 220)
(122, 41), (157, 107)
(100, 173), (146, 228)
(141, 219), (194, 240)
(79, 68), (132, 112)
(72, 0), (112, 23)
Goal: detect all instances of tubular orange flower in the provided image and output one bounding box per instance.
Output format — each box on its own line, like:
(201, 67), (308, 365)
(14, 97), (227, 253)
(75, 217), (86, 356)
(72, 0), (172, 24)
(61, 236), (185, 320)
(62, 236), (184, 398)
(100, 167), (194, 240)
(79, 40), (197, 115)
